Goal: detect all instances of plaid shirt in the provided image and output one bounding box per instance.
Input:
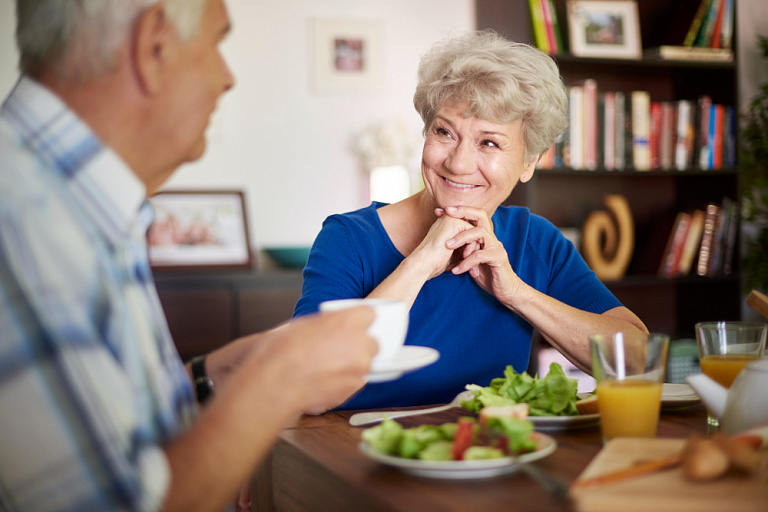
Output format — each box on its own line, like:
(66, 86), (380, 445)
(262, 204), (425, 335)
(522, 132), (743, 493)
(0, 77), (197, 511)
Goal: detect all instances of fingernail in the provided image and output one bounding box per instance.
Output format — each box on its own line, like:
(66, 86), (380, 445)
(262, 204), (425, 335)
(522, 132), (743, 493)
(446, 238), (456, 247)
(446, 206), (457, 212)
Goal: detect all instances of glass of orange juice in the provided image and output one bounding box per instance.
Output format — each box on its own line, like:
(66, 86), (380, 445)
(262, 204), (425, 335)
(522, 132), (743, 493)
(695, 321), (767, 428)
(589, 332), (670, 443)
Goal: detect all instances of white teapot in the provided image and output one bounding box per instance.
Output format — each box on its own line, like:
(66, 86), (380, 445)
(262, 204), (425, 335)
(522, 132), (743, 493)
(686, 358), (768, 435)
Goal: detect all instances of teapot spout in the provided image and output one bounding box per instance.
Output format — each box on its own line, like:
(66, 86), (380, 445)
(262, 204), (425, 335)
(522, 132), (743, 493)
(686, 374), (728, 419)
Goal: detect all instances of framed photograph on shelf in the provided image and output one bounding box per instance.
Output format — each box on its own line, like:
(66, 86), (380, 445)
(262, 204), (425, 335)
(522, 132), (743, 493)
(311, 18), (385, 95)
(147, 190), (252, 270)
(566, 0), (641, 59)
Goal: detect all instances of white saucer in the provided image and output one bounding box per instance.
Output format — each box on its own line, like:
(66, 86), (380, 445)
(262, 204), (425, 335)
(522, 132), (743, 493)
(661, 383), (701, 410)
(367, 346), (440, 383)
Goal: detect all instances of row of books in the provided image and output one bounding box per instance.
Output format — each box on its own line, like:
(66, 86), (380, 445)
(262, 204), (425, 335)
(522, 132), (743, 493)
(647, 0), (735, 62)
(684, 0), (734, 50)
(658, 198), (738, 279)
(528, 0), (562, 55)
(537, 79), (736, 172)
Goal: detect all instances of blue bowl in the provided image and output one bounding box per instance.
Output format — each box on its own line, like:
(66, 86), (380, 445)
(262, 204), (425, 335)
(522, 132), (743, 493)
(264, 246), (311, 269)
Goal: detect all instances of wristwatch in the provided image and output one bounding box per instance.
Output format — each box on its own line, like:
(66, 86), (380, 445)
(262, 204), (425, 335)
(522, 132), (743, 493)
(191, 355), (213, 405)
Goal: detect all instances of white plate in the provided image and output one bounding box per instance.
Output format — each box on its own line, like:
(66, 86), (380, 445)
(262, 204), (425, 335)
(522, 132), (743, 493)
(661, 383), (701, 410)
(360, 432), (557, 479)
(530, 413), (600, 431)
(366, 346), (440, 383)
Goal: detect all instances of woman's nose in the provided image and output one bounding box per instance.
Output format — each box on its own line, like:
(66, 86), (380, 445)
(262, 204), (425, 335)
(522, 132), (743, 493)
(445, 140), (475, 175)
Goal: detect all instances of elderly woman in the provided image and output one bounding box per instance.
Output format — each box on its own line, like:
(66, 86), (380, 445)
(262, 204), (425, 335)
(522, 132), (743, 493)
(294, 30), (647, 410)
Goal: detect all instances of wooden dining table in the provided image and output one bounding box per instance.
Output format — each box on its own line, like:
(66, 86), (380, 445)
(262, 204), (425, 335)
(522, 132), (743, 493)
(249, 400), (720, 512)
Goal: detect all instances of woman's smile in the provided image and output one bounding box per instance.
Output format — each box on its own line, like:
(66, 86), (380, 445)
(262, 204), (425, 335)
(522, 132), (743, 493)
(442, 177), (480, 190)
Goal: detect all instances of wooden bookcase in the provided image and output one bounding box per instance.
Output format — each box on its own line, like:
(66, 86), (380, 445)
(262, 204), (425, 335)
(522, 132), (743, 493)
(476, 0), (742, 338)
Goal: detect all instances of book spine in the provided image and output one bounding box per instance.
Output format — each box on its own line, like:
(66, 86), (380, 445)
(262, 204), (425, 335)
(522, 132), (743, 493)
(660, 102), (676, 170)
(697, 203), (721, 276)
(697, 95), (712, 169)
(712, 103), (724, 169)
(624, 94), (633, 171)
(695, 0), (722, 48)
(720, 0), (735, 49)
(685, 0), (712, 47)
(631, 91), (651, 171)
(679, 209), (705, 276)
(584, 79), (598, 170)
(708, 197), (732, 275)
(569, 85), (585, 170)
(659, 212), (692, 278)
(674, 100), (692, 170)
(540, 0), (558, 54)
(614, 92), (626, 170)
(547, 0), (564, 55)
(710, 0), (727, 49)
(529, 0), (550, 53)
(650, 101), (662, 170)
(603, 92), (615, 171)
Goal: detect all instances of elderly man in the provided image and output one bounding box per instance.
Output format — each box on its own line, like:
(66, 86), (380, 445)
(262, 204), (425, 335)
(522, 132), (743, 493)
(0, 1), (377, 511)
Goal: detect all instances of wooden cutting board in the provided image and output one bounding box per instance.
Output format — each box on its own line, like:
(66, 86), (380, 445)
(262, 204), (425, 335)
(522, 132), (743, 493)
(569, 438), (768, 512)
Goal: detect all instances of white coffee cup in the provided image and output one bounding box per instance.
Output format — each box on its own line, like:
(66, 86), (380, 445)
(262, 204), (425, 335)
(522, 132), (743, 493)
(319, 298), (409, 363)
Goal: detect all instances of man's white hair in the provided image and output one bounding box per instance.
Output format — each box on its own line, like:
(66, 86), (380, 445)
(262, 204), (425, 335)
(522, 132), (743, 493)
(15, 0), (208, 80)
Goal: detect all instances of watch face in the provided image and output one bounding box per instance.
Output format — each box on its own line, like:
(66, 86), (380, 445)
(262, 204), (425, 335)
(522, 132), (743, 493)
(195, 377), (213, 404)
(191, 356), (212, 404)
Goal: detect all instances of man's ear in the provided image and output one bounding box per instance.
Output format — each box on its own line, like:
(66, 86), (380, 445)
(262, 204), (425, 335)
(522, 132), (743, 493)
(133, 3), (173, 95)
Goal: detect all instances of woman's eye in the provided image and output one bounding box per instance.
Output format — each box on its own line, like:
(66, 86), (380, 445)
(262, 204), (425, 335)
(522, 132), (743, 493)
(481, 139), (499, 148)
(435, 127), (451, 137)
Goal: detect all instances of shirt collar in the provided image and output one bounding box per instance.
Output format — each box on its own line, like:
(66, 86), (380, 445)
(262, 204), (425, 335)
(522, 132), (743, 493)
(2, 76), (148, 241)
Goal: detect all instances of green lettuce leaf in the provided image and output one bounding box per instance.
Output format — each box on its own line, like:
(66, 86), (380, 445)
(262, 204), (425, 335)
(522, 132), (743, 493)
(361, 418), (403, 454)
(461, 363), (579, 416)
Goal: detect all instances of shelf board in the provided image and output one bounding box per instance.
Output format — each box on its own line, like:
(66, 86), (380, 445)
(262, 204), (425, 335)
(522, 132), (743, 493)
(602, 274), (740, 287)
(553, 53), (736, 70)
(534, 168), (737, 177)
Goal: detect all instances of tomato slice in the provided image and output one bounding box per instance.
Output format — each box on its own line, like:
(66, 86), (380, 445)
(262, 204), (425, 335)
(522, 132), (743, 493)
(452, 418), (475, 460)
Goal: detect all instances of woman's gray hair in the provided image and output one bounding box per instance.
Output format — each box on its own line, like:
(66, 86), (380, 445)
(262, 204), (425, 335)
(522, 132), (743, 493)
(413, 30), (568, 164)
(16, 0), (208, 81)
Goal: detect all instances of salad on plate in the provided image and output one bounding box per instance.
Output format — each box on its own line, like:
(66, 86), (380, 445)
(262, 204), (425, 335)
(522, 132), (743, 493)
(460, 362), (592, 416)
(362, 413), (538, 462)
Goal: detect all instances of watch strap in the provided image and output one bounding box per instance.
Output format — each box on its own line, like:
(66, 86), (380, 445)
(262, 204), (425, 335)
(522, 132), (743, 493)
(191, 355), (213, 405)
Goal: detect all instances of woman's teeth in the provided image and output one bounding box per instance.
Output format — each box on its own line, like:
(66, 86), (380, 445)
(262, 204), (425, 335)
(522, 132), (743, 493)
(445, 178), (476, 189)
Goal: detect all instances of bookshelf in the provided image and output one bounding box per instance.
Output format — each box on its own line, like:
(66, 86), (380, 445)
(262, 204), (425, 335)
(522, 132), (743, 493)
(476, 0), (741, 338)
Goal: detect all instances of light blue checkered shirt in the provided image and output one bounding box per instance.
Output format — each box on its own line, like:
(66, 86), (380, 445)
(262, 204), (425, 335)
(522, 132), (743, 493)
(0, 77), (198, 511)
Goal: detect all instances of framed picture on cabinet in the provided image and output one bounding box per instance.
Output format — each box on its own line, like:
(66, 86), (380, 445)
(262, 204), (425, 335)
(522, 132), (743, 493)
(566, 0), (641, 59)
(147, 190), (253, 271)
(310, 18), (385, 95)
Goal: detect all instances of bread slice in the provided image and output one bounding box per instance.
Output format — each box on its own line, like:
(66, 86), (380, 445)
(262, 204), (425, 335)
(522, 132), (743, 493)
(575, 394), (599, 415)
(478, 403), (530, 425)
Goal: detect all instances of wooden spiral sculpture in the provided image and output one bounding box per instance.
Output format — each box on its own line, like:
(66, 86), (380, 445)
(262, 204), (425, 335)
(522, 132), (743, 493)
(581, 194), (634, 281)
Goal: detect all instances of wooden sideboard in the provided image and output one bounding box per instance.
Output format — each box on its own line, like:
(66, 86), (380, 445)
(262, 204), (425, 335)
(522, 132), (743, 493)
(153, 267), (303, 361)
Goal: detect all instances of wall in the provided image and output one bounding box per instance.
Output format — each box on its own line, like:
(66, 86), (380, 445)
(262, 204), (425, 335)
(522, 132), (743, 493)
(0, 0), (474, 252)
(738, 0), (768, 111)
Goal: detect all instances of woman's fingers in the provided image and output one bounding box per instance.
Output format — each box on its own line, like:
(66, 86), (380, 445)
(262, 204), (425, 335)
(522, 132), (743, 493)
(442, 205), (493, 230)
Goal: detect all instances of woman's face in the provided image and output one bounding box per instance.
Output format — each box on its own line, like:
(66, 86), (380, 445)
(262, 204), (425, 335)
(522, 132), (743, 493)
(421, 103), (535, 216)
